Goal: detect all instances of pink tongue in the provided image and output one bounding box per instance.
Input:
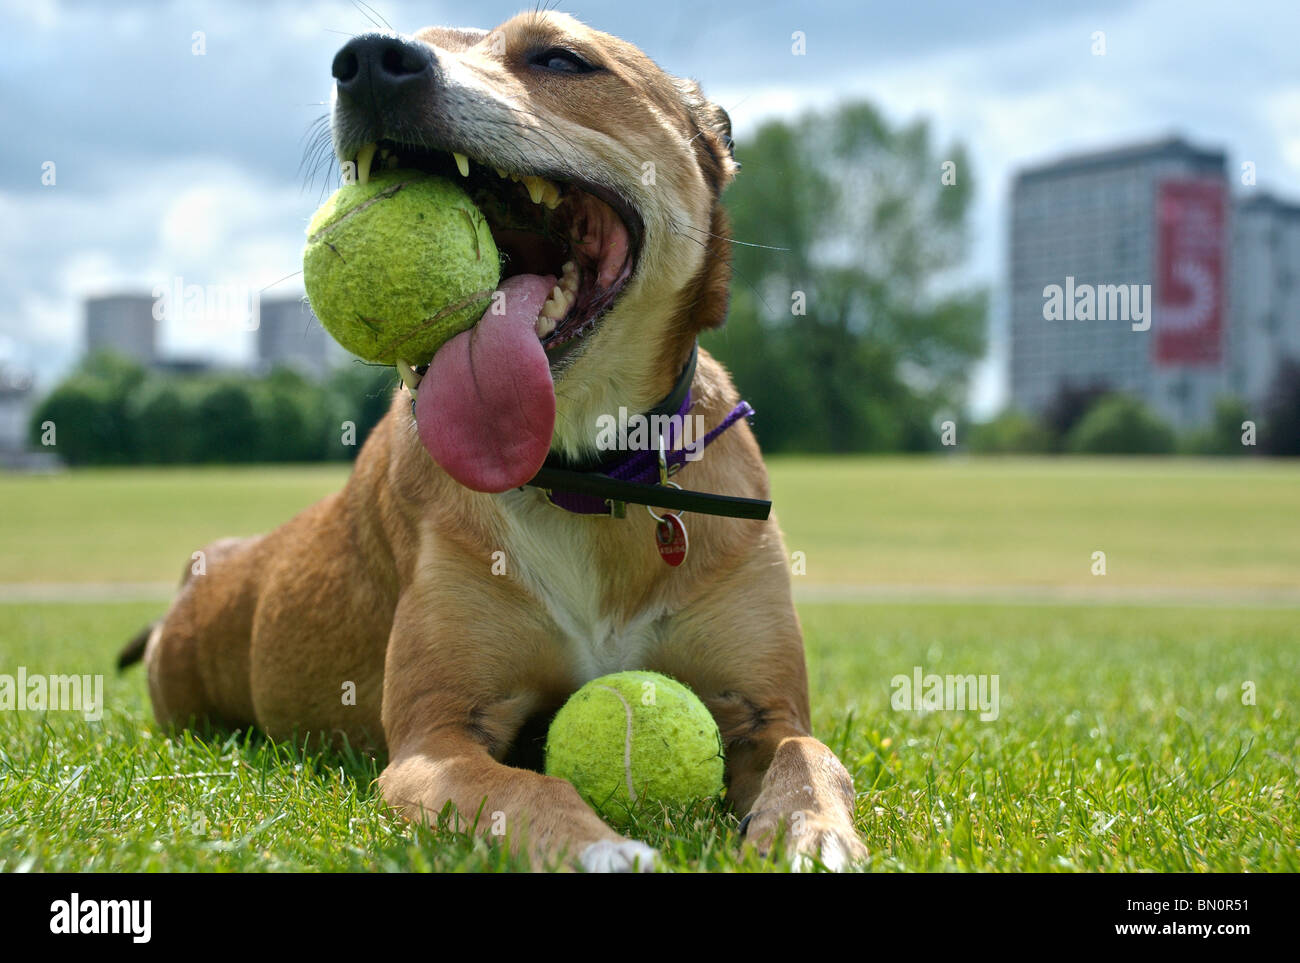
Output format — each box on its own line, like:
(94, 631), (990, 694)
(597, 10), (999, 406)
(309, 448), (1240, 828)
(416, 274), (556, 492)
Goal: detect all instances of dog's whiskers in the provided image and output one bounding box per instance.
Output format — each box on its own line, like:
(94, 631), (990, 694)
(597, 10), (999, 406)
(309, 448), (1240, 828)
(349, 0), (390, 31)
(668, 218), (778, 314)
(674, 220), (790, 252)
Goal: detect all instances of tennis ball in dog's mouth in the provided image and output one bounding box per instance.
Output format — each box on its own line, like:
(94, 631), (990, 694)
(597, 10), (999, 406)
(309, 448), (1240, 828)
(302, 169), (499, 366)
(545, 670), (725, 828)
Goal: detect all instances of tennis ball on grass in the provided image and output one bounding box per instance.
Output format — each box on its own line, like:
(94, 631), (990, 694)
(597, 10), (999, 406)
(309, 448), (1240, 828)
(545, 671), (725, 828)
(302, 169), (499, 365)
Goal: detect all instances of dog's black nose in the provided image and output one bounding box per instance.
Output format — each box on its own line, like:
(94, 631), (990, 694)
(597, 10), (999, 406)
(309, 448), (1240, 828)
(332, 33), (435, 106)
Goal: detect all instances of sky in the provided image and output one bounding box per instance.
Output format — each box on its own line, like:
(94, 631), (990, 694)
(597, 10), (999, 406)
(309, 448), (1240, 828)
(2, 0), (1298, 415)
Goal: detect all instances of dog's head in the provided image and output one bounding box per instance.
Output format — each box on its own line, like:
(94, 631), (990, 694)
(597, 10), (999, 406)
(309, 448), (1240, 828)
(327, 11), (737, 483)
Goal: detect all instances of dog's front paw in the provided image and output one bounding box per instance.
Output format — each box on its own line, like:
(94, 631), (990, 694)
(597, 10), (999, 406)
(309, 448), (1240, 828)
(785, 818), (868, 872)
(580, 839), (660, 873)
(742, 810), (867, 872)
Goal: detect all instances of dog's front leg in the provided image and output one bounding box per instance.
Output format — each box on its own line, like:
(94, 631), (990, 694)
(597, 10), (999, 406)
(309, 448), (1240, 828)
(379, 733), (656, 871)
(728, 725), (868, 871)
(661, 561), (869, 870)
(377, 583), (657, 872)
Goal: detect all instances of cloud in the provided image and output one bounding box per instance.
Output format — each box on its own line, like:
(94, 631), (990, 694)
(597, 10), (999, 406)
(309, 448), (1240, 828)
(0, 158), (309, 376)
(2, 0), (1297, 416)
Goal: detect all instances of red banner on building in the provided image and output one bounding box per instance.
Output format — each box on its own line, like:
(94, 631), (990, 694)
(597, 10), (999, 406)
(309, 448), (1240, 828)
(1154, 179), (1226, 365)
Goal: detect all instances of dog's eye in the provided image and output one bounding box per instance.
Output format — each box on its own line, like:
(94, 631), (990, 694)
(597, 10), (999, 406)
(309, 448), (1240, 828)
(530, 47), (597, 74)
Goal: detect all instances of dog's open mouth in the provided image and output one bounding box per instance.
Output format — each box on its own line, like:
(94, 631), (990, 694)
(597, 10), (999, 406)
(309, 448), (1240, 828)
(338, 140), (643, 494)
(351, 139), (643, 369)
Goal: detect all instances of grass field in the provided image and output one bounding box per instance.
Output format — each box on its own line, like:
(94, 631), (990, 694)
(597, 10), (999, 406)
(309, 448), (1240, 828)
(1, 457), (1298, 871)
(4, 457), (1299, 591)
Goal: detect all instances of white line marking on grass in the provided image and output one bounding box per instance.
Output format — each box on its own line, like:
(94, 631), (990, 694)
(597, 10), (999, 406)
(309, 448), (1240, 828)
(793, 584), (1300, 608)
(2, 582), (1298, 608)
(0, 582), (173, 603)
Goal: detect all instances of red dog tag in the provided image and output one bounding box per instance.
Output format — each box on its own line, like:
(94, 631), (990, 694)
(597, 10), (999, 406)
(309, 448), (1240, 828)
(654, 514), (688, 566)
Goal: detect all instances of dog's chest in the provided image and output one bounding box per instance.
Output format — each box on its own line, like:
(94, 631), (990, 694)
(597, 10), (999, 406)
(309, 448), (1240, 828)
(499, 493), (664, 679)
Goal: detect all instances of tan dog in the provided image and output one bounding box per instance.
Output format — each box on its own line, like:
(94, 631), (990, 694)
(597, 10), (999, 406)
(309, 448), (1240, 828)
(123, 11), (867, 872)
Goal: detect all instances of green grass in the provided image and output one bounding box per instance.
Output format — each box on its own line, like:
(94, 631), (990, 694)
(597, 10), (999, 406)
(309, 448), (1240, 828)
(0, 465), (348, 584)
(1, 457), (1298, 871)
(768, 456), (1300, 589)
(0, 600), (1294, 871)
(3, 457), (1298, 589)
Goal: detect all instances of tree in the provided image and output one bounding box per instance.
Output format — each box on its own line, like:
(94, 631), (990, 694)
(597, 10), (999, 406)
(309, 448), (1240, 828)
(1041, 382), (1111, 452)
(1261, 357), (1300, 456)
(29, 351), (145, 464)
(1182, 396), (1253, 456)
(702, 102), (986, 453)
(193, 379), (260, 462)
(255, 367), (333, 462)
(968, 409), (1051, 454)
(1067, 395), (1176, 454)
(130, 377), (200, 463)
(325, 363), (398, 459)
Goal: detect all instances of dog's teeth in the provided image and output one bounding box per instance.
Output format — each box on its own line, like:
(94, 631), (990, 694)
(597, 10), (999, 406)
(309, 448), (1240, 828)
(453, 152), (470, 177)
(560, 261), (579, 289)
(537, 272), (577, 331)
(540, 287), (569, 321)
(384, 154), (399, 170)
(355, 142), (377, 186)
(496, 168), (507, 178)
(522, 175), (546, 205)
(518, 176), (561, 207)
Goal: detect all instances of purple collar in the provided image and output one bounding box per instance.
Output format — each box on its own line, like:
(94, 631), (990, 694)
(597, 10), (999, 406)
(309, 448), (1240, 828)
(524, 343), (769, 520)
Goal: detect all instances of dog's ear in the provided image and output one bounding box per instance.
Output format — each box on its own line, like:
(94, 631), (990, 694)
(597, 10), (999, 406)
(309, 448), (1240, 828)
(673, 78), (740, 189)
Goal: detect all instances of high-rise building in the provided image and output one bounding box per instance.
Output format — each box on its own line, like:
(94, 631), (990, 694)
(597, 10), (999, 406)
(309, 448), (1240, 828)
(85, 294), (157, 363)
(256, 296), (338, 375)
(1008, 137), (1230, 430)
(0, 362), (35, 451)
(1228, 192), (1300, 409)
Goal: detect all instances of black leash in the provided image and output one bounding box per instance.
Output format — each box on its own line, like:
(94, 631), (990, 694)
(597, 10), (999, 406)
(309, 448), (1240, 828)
(527, 465), (772, 519)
